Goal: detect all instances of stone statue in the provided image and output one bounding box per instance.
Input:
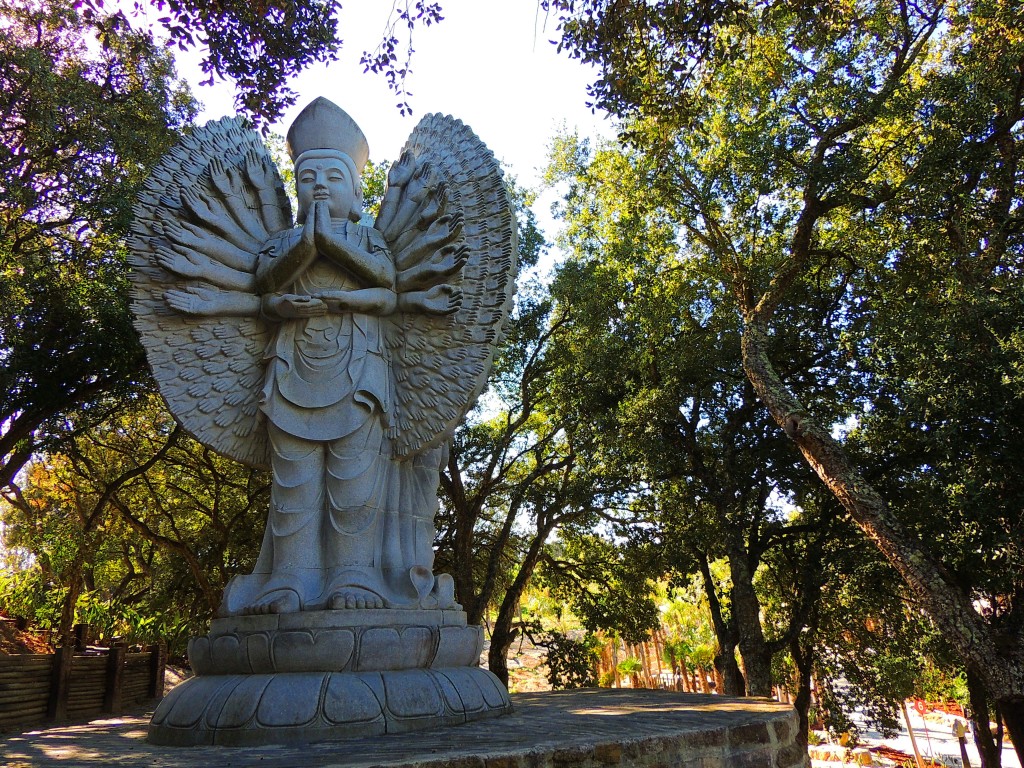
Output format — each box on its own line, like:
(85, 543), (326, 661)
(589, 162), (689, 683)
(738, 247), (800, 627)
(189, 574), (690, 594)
(130, 98), (516, 746)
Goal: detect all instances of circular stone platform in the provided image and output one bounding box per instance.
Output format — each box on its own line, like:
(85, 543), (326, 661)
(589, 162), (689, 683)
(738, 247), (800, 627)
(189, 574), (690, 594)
(2, 690), (809, 768)
(148, 609), (510, 746)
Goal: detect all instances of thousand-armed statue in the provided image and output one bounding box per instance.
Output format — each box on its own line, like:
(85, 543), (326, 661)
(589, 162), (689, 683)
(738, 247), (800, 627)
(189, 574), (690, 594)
(130, 98), (516, 746)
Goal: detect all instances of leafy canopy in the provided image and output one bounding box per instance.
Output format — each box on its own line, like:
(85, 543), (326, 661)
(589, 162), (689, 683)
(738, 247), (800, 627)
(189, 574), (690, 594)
(0, 0), (196, 489)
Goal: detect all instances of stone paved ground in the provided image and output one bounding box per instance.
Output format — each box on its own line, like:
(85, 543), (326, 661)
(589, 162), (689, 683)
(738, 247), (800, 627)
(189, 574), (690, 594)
(1, 690), (803, 768)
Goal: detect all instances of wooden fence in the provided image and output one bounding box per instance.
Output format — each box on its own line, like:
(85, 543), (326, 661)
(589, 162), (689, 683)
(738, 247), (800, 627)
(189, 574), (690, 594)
(0, 643), (166, 731)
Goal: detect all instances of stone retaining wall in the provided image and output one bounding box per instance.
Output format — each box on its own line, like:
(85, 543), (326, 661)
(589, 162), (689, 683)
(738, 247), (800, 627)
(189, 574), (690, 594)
(2, 688), (809, 768)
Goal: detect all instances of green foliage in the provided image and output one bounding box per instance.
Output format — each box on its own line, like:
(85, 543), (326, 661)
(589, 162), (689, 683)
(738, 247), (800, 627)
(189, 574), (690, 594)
(0, 0), (196, 489)
(616, 657), (642, 674)
(434, 178), (554, 622)
(361, 160), (390, 219)
(0, 565), (63, 631)
(73, 592), (193, 650)
(659, 579), (718, 675)
(916, 661), (969, 710)
(536, 630), (600, 690)
(544, 127), (847, 700)
(1, 395), (269, 652)
(77, 0), (340, 121)
(70, 1), (447, 121)
(543, 0), (1024, 746)
(542, 535), (659, 646)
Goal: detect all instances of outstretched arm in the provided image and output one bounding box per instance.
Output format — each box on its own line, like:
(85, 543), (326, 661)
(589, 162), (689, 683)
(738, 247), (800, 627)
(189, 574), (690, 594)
(164, 286), (260, 316)
(394, 213), (464, 272)
(159, 218), (257, 272)
(315, 288), (397, 315)
(155, 246), (256, 292)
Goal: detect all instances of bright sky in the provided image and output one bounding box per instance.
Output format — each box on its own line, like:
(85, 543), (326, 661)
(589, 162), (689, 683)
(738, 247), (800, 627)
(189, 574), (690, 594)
(175, 1), (613, 192)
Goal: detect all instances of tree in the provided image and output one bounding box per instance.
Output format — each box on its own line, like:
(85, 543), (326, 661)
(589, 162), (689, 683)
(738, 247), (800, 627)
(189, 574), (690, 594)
(0, 0), (196, 491)
(76, 0), (444, 121)
(1, 395), (270, 653)
(543, 134), (842, 705)
(0, 402), (183, 647)
(436, 184), (631, 685)
(544, 0), (1024, 755)
(532, 629), (601, 690)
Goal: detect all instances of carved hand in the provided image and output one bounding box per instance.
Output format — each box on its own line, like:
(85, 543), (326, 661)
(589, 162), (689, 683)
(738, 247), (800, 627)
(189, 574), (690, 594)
(382, 162), (443, 242)
(396, 243), (469, 292)
(415, 184), (448, 228)
(302, 202), (318, 249)
(160, 217), (205, 246)
(423, 284), (462, 314)
(181, 187), (221, 229)
(165, 285), (218, 314)
(159, 218), (256, 273)
(180, 184), (263, 253)
(243, 149), (275, 191)
(264, 293), (327, 319)
(208, 157), (236, 199)
(313, 199), (334, 252)
(254, 207), (317, 294)
(312, 203), (396, 288)
(429, 243), (469, 275)
(399, 284), (463, 315)
(395, 212), (465, 271)
(388, 150), (416, 188)
(155, 245), (209, 279)
(405, 161), (434, 204)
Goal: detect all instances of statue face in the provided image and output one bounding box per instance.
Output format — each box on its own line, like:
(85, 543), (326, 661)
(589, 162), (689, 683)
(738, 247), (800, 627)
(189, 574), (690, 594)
(295, 157), (356, 220)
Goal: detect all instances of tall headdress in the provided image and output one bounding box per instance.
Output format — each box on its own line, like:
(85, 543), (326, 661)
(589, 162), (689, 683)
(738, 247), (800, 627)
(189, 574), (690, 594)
(286, 97), (370, 172)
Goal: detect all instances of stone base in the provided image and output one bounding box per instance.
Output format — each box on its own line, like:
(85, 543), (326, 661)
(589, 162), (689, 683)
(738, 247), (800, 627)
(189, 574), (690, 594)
(189, 609), (481, 675)
(148, 609), (512, 747)
(148, 666), (512, 746)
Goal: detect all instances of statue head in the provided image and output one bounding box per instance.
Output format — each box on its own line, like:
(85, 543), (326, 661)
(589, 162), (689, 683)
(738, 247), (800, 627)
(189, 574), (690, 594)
(294, 151), (362, 222)
(287, 98), (369, 222)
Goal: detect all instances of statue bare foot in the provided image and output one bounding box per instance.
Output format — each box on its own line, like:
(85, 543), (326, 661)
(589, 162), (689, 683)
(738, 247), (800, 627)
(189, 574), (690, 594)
(328, 588), (384, 610)
(244, 588), (301, 615)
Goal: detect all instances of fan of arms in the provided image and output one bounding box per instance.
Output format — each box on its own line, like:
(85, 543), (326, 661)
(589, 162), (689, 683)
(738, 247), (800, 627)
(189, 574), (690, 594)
(129, 113), (517, 468)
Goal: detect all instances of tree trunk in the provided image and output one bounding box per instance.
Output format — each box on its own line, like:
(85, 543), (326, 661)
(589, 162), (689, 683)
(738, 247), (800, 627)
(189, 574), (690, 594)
(740, 319), (1024, 759)
(487, 613), (516, 688)
(612, 638), (620, 688)
(968, 668), (1004, 768)
(599, 642), (613, 686)
(486, 523), (552, 686)
(696, 551), (745, 696)
(715, 646), (745, 696)
(1000, 701), (1024, 768)
(445, 446), (484, 624)
(651, 632), (664, 679)
(58, 566), (83, 651)
(728, 545), (773, 697)
(698, 668), (711, 694)
(790, 637), (815, 751)
(638, 642), (652, 688)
